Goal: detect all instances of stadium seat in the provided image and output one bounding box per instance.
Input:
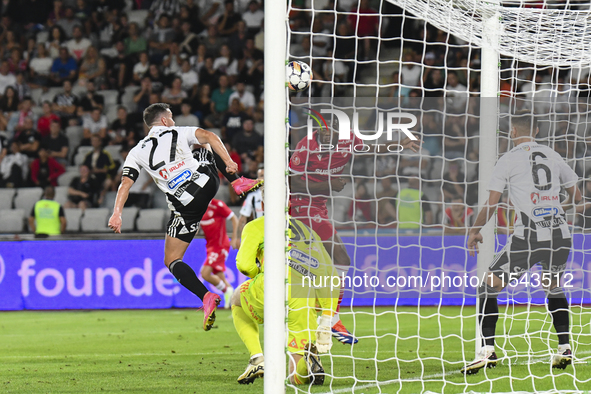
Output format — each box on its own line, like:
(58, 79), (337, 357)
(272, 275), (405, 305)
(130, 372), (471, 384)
(31, 88), (43, 104)
(74, 146), (93, 166)
(208, 128), (222, 138)
(120, 90), (137, 113)
(128, 9), (149, 28)
(136, 209), (167, 232)
(54, 186), (69, 206)
(58, 169), (79, 187)
(31, 105), (44, 117)
(104, 145), (123, 164)
(101, 191), (117, 208)
(64, 208), (83, 232)
(80, 208), (110, 232)
(36, 30), (49, 44)
(72, 84), (87, 97)
(98, 90), (119, 106)
(65, 126), (84, 159)
(0, 209), (25, 233)
(121, 207), (139, 232)
(0, 188), (16, 210)
(40, 87), (62, 103)
(14, 187), (44, 214)
(151, 192), (170, 209)
(106, 105), (119, 124)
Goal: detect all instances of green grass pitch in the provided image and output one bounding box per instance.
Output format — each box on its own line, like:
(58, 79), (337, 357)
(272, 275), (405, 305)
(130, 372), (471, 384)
(1, 306), (590, 393)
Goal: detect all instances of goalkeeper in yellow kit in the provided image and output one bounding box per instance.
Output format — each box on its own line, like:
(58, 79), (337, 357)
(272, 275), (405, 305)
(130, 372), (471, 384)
(230, 205), (339, 385)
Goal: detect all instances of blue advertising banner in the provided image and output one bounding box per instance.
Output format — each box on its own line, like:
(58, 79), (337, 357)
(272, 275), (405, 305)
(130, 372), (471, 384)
(0, 235), (589, 310)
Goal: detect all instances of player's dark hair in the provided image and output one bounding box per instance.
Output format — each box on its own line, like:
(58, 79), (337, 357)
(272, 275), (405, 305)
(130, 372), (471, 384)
(511, 110), (538, 137)
(143, 103), (170, 126)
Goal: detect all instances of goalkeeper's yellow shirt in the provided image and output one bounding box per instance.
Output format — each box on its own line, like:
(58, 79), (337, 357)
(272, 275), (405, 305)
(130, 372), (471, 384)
(236, 216), (339, 315)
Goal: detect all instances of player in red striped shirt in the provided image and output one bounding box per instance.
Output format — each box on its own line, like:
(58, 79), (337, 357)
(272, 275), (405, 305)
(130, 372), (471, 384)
(200, 198), (239, 308)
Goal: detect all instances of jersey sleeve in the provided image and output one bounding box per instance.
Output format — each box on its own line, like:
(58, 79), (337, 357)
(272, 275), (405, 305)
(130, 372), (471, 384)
(215, 200), (234, 219)
(239, 193), (254, 217)
(488, 157), (508, 193)
(121, 148), (141, 182)
(179, 126), (200, 146)
(289, 141), (309, 175)
(236, 218), (264, 278)
(557, 155), (579, 188)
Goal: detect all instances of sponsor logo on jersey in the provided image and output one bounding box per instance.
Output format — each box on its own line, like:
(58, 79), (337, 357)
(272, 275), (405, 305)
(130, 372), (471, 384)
(523, 145), (531, 151)
(289, 249), (320, 268)
(314, 165), (345, 174)
(532, 207), (559, 217)
(541, 195), (559, 202)
(168, 161), (185, 172)
(537, 217), (565, 228)
(288, 260), (317, 281)
(531, 192), (539, 204)
(167, 169), (192, 190)
(159, 168), (169, 179)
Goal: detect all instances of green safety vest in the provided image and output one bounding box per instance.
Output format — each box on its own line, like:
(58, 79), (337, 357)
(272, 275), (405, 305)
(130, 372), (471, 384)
(34, 200), (61, 235)
(396, 188), (422, 229)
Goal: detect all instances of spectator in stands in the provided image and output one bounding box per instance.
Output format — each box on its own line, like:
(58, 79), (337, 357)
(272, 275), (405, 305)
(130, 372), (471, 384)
(7, 48), (27, 75)
(395, 177), (433, 229)
(193, 84), (213, 126)
(442, 162), (466, 202)
(37, 101), (61, 138)
(178, 59), (199, 96)
(150, 0), (181, 20)
(30, 145), (65, 188)
(14, 72), (31, 103)
(217, 0), (241, 37)
(47, 0), (66, 27)
(50, 47), (78, 86)
(443, 115), (466, 160)
(0, 85), (19, 131)
(232, 117), (262, 159)
(0, 30), (20, 61)
(242, 0), (263, 37)
(162, 76), (187, 113)
(15, 117), (41, 158)
(423, 58), (445, 97)
(82, 134), (116, 201)
(47, 26), (66, 59)
(78, 46), (106, 88)
(0, 141), (28, 188)
(162, 42), (183, 77)
(445, 71), (468, 113)
(43, 120), (69, 166)
(29, 44), (53, 88)
(199, 57), (222, 91)
(29, 186), (67, 237)
(65, 164), (98, 210)
(443, 195), (473, 235)
(0, 60), (16, 97)
(376, 176), (398, 225)
(52, 80), (80, 126)
(66, 25), (92, 61)
(210, 74), (233, 125)
(82, 107), (108, 145)
(124, 22), (147, 56)
(348, 0), (378, 59)
(203, 24), (225, 58)
(348, 182), (374, 223)
(191, 44), (207, 73)
(222, 98), (247, 141)
(106, 40), (133, 90)
(8, 96), (36, 137)
(229, 81), (255, 117)
(400, 51), (421, 89)
(109, 106), (139, 147)
(177, 21), (200, 57)
(213, 45), (239, 79)
(145, 63), (166, 93)
(133, 76), (152, 113)
(227, 19), (247, 58)
(57, 7), (80, 38)
(244, 58), (264, 100)
(78, 80), (105, 116)
(175, 100), (199, 127)
(149, 14), (176, 63)
(132, 52), (150, 83)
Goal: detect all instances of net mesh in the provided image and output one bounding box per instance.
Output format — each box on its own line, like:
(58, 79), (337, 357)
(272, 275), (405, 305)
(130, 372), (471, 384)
(284, 0), (591, 392)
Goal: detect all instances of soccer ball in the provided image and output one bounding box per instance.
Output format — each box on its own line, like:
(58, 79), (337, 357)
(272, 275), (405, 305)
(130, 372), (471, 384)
(286, 60), (312, 92)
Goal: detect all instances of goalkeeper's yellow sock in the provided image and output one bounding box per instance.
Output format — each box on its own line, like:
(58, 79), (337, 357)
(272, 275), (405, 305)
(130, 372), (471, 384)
(293, 356), (310, 384)
(232, 305), (262, 357)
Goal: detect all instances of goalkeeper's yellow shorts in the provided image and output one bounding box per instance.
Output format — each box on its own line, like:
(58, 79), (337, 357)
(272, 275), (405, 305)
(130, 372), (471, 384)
(238, 275), (318, 355)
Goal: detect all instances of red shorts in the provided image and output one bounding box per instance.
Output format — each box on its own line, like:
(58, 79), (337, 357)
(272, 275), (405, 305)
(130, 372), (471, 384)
(291, 205), (335, 241)
(203, 247), (229, 274)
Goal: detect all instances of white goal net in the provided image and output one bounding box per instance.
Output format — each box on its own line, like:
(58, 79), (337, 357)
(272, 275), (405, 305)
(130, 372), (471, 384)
(280, 0), (591, 392)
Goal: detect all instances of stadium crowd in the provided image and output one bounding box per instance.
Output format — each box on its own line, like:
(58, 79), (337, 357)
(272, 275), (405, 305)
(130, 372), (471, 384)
(0, 0), (590, 234)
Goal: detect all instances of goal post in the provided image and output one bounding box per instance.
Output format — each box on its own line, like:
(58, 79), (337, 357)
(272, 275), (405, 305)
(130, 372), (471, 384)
(263, 0), (288, 392)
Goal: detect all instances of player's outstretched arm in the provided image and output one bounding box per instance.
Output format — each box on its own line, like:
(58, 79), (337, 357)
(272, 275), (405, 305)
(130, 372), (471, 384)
(108, 177), (134, 233)
(467, 190), (502, 257)
(563, 184), (583, 212)
(194, 128), (238, 175)
(230, 214), (240, 249)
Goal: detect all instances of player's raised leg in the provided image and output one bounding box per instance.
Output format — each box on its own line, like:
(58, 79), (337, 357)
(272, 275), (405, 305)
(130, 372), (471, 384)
(211, 150), (263, 197)
(164, 235), (220, 331)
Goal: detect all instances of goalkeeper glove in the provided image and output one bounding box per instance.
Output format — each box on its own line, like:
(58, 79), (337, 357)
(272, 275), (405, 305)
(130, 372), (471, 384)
(316, 315), (333, 353)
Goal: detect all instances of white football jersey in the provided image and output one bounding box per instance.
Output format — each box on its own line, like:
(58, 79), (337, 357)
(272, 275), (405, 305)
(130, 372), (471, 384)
(123, 126), (211, 206)
(488, 141), (579, 242)
(239, 189), (264, 219)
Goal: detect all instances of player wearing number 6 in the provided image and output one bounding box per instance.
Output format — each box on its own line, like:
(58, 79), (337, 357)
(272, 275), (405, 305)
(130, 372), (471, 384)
(463, 110), (582, 375)
(108, 103), (259, 332)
